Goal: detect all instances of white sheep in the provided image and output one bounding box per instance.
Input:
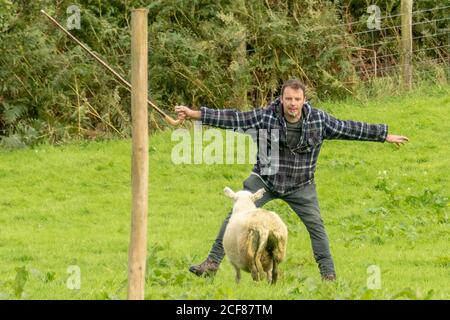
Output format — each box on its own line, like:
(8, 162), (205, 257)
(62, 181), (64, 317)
(223, 187), (288, 284)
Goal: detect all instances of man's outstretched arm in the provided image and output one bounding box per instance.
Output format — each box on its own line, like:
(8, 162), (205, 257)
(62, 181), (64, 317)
(174, 105), (266, 130)
(321, 110), (409, 146)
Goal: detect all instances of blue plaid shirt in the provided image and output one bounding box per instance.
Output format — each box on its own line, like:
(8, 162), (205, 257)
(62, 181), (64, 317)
(201, 97), (388, 195)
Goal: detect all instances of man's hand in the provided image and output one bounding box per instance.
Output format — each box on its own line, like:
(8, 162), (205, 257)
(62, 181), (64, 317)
(174, 106), (201, 121)
(386, 134), (409, 147)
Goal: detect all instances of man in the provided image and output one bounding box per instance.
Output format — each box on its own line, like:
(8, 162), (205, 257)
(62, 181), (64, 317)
(175, 79), (408, 281)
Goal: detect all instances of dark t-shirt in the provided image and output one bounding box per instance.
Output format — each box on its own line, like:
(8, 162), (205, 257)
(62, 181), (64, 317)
(286, 119), (302, 148)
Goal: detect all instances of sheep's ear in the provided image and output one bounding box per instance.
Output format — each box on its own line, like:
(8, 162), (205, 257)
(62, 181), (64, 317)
(251, 188), (265, 202)
(224, 187), (236, 200)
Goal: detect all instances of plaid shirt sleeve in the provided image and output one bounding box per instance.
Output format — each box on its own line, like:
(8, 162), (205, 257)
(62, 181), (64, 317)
(200, 106), (266, 130)
(320, 110), (388, 142)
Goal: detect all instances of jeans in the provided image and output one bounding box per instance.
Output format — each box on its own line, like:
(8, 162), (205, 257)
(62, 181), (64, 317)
(208, 174), (336, 276)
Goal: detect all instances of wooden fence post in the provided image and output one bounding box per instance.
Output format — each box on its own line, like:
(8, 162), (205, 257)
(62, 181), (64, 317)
(128, 8), (149, 300)
(235, 0), (247, 109)
(401, 0), (413, 90)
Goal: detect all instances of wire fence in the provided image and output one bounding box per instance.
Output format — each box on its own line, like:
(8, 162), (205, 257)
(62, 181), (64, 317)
(312, 5), (450, 32)
(326, 4), (450, 83)
(352, 16), (450, 36)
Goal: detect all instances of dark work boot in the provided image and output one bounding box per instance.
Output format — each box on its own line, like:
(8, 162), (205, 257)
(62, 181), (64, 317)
(189, 257), (220, 277)
(321, 274), (337, 282)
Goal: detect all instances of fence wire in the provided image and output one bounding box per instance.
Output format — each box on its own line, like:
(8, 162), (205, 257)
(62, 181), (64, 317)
(311, 5), (450, 32)
(335, 5), (450, 83)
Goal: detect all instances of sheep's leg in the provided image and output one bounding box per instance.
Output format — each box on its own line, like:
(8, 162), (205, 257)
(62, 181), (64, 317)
(271, 260), (278, 285)
(254, 230), (269, 281)
(233, 266), (241, 284)
(266, 260), (273, 284)
(247, 229), (260, 282)
(250, 264), (260, 281)
(255, 258), (265, 281)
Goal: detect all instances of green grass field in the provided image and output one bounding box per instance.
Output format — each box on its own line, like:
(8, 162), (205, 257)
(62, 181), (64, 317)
(0, 85), (449, 300)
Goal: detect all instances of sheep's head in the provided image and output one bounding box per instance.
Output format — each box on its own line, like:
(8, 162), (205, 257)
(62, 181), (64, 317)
(224, 187), (265, 203)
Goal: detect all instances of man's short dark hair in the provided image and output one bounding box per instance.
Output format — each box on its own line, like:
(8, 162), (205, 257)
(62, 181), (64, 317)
(281, 79), (306, 96)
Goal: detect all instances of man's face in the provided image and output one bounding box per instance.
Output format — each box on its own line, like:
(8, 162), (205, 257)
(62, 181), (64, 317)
(281, 86), (305, 123)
